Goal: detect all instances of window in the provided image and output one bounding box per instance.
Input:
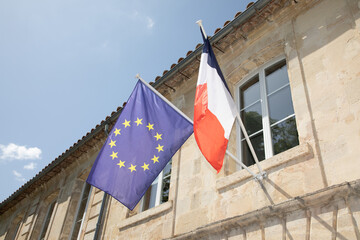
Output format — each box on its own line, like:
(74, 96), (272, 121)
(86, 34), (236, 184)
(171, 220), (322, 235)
(239, 58), (299, 166)
(39, 200), (56, 240)
(141, 160), (172, 211)
(70, 183), (92, 240)
(11, 221), (21, 240)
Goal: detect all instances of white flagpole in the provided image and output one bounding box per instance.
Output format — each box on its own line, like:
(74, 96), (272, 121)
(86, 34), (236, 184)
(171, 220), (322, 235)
(195, 20), (266, 179)
(135, 74), (262, 180)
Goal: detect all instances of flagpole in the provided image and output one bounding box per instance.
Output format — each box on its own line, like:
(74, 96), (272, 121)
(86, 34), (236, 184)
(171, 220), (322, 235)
(196, 20), (207, 38)
(195, 20), (266, 179)
(135, 74), (262, 180)
(135, 74), (193, 124)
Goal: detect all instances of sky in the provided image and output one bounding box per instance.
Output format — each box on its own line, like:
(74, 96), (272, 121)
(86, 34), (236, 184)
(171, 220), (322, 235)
(0, 0), (253, 202)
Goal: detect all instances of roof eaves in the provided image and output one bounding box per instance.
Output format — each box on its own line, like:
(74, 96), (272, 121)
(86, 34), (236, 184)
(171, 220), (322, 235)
(152, 0), (272, 90)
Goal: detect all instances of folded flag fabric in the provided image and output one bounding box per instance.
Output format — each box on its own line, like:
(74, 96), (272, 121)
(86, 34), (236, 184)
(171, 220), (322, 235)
(194, 30), (238, 173)
(87, 80), (193, 210)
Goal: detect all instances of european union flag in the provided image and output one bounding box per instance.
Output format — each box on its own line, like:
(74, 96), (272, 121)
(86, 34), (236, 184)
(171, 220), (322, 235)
(86, 80), (193, 210)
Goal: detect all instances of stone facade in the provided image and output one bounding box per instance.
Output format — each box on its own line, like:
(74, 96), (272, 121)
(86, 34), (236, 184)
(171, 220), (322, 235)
(1, 0), (360, 239)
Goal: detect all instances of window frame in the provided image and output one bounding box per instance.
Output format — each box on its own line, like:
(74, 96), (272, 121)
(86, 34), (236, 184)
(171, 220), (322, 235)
(140, 160), (172, 212)
(235, 55), (296, 167)
(68, 182), (92, 240)
(38, 199), (57, 240)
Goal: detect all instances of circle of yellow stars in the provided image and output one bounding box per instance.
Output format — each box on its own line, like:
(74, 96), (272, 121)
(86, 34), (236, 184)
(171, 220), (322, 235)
(107, 117), (164, 173)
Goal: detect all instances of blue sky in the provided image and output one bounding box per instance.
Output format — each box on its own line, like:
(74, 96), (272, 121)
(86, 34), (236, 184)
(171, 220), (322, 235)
(0, 0), (252, 202)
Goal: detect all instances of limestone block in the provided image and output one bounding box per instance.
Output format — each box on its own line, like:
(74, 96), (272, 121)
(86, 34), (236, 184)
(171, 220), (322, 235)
(264, 217), (283, 240)
(285, 210), (307, 240)
(337, 200), (357, 240)
(228, 228), (246, 240)
(92, 191), (104, 206)
(83, 230), (95, 240)
(245, 223), (263, 239)
(309, 205), (336, 239)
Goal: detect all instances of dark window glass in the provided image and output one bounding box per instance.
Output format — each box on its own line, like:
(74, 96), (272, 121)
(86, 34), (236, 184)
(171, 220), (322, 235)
(240, 75), (263, 136)
(241, 76), (260, 108)
(161, 161), (171, 203)
(265, 60), (288, 93)
(271, 117), (299, 155)
(267, 86), (295, 124)
(241, 132), (265, 167)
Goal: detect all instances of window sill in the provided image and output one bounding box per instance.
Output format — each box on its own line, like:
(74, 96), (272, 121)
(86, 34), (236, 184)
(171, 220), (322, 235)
(216, 143), (312, 192)
(118, 200), (173, 230)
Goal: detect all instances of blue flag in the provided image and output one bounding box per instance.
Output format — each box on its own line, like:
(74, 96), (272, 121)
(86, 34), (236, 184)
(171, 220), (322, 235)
(87, 80), (193, 210)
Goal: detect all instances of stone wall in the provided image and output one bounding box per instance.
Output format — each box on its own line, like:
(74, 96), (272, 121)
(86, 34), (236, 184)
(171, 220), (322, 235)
(1, 0), (360, 239)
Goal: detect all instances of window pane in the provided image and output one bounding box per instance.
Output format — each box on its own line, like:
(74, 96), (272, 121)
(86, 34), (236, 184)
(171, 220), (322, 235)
(271, 117), (299, 155)
(71, 183), (91, 240)
(163, 161), (172, 178)
(265, 60), (288, 94)
(240, 75), (260, 109)
(241, 132), (265, 167)
(241, 102), (262, 135)
(39, 201), (56, 240)
(142, 183), (157, 211)
(161, 176), (170, 203)
(267, 86), (294, 124)
(161, 161), (171, 203)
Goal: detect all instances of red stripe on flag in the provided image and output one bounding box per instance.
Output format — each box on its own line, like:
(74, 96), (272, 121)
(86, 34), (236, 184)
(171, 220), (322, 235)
(194, 83), (228, 173)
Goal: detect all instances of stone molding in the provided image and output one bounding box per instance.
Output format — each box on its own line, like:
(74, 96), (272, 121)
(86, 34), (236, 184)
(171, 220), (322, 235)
(166, 179), (360, 240)
(118, 201), (173, 230)
(217, 143), (313, 192)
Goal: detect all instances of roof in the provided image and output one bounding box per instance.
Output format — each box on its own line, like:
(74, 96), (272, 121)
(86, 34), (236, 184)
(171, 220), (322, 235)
(0, 0), (288, 215)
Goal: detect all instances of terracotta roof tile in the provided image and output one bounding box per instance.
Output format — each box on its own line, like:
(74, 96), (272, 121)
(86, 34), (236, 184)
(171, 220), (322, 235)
(214, 28), (221, 34)
(0, 0), (284, 214)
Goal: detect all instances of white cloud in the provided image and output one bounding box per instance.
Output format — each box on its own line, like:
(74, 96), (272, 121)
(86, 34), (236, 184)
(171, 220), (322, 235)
(13, 170), (26, 182)
(0, 143), (42, 161)
(147, 17), (154, 29)
(24, 162), (36, 170)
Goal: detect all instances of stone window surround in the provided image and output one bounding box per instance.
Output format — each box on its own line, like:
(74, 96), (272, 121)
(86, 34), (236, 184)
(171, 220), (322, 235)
(68, 181), (92, 240)
(215, 54), (311, 192)
(217, 143), (312, 192)
(235, 55), (297, 162)
(118, 200), (173, 230)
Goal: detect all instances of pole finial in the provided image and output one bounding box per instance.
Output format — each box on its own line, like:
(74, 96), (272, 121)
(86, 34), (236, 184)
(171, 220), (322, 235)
(135, 73), (140, 79)
(195, 20), (207, 39)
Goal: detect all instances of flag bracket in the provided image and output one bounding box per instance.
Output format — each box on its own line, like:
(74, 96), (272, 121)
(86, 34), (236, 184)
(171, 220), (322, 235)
(104, 123), (110, 136)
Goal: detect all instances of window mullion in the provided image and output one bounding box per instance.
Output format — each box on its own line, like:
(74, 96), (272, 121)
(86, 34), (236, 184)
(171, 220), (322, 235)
(259, 69), (273, 159)
(155, 171), (164, 206)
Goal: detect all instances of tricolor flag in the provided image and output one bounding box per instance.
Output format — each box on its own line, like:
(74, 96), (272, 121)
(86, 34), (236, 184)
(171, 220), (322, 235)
(194, 30), (238, 173)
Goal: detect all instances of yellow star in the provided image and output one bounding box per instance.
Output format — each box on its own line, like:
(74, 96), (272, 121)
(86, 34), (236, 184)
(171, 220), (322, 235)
(110, 151), (118, 160)
(117, 160), (125, 168)
(146, 123), (154, 131)
(141, 163), (149, 171)
(128, 164), (136, 172)
(135, 118), (143, 126)
(108, 140), (116, 148)
(113, 128), (121, 136)
(123, 119), (130, 128)
(151, 155), (159, 163)
(154, 133), (162, 141)
(156, 144), (164, 152)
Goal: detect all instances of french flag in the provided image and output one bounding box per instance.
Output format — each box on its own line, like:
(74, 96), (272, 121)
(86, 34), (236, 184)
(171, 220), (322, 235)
(194, 30), (238, 173)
